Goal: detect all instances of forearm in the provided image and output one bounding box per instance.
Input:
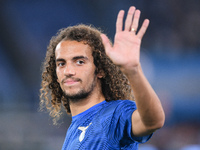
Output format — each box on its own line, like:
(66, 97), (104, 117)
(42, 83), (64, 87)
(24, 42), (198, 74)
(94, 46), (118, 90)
(124, 64), (165, 130)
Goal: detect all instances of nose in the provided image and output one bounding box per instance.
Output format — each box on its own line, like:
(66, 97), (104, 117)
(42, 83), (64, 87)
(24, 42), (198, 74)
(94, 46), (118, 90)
(64, 63), (76, 77)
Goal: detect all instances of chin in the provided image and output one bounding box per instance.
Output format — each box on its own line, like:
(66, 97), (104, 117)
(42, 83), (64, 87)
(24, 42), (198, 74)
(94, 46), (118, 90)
(63, 90), (91, 102)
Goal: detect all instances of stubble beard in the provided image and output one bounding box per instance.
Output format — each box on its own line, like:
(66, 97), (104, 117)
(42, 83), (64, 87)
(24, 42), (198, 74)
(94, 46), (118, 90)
(63, 75), (97, 103)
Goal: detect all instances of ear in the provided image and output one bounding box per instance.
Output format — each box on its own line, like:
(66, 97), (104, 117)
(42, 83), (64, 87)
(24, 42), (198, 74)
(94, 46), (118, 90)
(97, 70), (105, 79)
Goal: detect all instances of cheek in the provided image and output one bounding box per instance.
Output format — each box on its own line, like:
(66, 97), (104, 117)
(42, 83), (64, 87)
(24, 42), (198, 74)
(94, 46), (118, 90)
(57, 78), (60, 83)
(56, 69), (62, 83)
(84, 68), (96, 80)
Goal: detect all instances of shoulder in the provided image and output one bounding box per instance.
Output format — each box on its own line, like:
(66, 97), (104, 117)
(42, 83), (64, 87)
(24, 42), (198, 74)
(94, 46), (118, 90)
(108, 99), (136, 110)
(99, 100), (137, 117)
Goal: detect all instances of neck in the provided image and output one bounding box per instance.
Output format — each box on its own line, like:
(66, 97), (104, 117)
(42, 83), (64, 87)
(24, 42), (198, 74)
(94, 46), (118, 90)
(69, 81), (105, 116)
(70, 95), (105, 117)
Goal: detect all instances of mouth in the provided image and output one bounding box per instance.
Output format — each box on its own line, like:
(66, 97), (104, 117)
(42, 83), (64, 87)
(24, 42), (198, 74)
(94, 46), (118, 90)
(65, 80), (78, 85)
(62, 78), (81, 86)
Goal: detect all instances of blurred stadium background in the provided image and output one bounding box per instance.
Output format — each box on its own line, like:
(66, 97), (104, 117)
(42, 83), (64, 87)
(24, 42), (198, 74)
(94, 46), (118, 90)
(0, 0), (200, 150)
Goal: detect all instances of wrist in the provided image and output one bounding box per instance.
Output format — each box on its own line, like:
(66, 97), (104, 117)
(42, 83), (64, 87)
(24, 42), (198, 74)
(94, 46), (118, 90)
(121, 64), (142, 77)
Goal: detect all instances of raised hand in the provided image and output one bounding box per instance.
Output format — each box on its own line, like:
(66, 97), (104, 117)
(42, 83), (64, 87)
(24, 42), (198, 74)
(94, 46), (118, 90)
(101, 6), (149, 74)
(101, 6), (165, 137)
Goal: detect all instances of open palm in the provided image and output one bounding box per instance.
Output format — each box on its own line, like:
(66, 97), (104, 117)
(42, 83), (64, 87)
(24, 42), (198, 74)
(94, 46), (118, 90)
(101, 6), (149, 72)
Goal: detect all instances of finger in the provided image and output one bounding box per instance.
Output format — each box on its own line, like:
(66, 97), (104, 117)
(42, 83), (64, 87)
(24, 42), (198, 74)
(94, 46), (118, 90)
(100, 34), (112, 56)
(124, 6), (136, 31)
(116, 10), (125, 33)
(137, 19), (150, 39)
(131, 9), (141, 33)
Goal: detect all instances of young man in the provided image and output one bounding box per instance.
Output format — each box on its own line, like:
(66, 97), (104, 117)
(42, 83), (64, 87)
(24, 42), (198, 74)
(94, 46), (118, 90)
(40, 6), (165, 149)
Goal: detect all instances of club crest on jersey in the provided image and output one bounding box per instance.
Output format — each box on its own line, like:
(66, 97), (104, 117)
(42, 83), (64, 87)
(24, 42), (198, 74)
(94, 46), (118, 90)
(78, 122), (92, 142)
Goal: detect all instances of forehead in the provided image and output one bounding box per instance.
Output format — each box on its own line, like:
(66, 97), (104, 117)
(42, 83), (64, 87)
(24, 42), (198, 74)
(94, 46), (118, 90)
(55, 40), (93, 59)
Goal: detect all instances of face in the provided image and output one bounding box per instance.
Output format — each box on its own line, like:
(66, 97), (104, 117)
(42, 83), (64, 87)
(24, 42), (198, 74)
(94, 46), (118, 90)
(55, 40), (102, 102)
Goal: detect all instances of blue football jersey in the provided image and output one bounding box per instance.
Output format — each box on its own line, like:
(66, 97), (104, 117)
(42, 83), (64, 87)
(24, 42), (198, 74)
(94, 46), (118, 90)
(62, 100), (152, 150)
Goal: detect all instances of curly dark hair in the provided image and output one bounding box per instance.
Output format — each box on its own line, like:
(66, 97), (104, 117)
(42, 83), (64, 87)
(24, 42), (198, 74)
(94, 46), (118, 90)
(40, 24), (133, 125)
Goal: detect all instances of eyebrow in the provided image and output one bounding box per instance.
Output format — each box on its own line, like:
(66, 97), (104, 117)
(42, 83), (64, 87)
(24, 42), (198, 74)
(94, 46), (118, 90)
(72, 56), (89, 61)
(56, 58), (65, 62)
(56, 56), (89, 62)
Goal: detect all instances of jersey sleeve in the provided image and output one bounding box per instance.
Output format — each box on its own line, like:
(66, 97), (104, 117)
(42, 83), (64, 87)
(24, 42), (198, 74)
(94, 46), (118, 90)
(112, 100), (152, 146)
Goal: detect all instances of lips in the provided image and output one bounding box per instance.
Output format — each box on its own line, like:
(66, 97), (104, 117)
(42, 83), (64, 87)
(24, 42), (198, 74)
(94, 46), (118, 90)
(64, 80), (78, 84)
(62, 78), (81, 85)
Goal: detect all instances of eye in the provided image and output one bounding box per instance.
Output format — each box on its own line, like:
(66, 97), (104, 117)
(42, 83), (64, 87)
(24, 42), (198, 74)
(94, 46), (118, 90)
(57, 62), (65, 67)
(76, 60), (85, 65)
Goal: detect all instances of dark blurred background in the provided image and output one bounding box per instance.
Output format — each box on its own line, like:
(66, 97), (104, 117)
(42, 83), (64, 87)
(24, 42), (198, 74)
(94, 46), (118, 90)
(0, 0), (200, 150)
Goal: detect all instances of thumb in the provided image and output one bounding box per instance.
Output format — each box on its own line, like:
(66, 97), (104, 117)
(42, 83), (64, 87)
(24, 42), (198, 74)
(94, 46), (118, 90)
(100, 34), (112, 55)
